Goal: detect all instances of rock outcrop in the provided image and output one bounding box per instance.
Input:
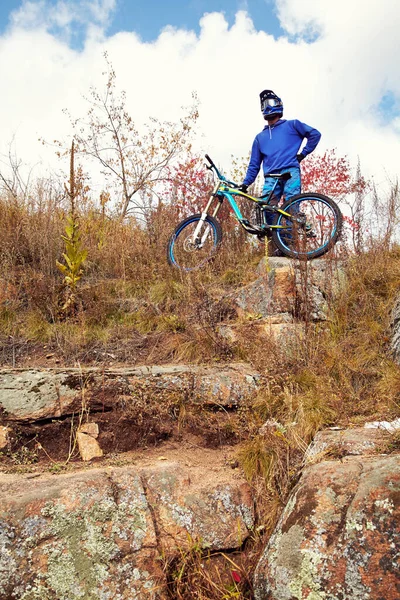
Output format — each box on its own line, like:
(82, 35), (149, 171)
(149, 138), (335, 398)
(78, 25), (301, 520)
(0, 458), (254, 599)
(0, 363), (260, 422)
(221, 257), (343, 347)
(234, 257), (342, 322)
(2, 257), (398, 600)
(254, 428), (400, 599)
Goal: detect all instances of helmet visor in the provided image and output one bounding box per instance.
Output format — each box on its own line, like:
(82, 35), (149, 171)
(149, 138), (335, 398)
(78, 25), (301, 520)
(261, 97), (281, 111)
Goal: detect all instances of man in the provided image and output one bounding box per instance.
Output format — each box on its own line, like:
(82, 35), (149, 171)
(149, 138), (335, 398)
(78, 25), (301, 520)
(239, 89), (321, 223)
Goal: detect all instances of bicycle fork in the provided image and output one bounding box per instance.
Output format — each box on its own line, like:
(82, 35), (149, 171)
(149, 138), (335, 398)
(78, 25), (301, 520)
(191, 183), (223, 246)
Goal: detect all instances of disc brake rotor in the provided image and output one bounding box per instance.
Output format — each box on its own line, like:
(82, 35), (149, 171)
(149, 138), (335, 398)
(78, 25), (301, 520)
(183, 236), (199, 252)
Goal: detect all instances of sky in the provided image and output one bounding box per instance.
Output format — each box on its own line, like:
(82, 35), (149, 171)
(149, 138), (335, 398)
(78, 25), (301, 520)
(0, 0), (400, 195)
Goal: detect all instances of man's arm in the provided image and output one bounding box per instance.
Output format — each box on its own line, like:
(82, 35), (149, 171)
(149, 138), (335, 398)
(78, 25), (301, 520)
(292, 120), (321, 157)
(243, 137), (262, 186)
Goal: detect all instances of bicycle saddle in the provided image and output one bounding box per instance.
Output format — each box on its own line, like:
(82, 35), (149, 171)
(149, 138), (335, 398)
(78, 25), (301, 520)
(264, 172), (292, 180)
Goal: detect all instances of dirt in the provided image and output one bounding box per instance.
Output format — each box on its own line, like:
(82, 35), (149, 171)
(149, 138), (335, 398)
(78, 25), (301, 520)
(0, 431), (242, 480)
(0, 396), (246, 475)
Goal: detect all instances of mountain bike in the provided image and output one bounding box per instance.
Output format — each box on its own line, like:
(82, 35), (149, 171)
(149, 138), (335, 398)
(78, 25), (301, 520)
(167, 154), (343, 270)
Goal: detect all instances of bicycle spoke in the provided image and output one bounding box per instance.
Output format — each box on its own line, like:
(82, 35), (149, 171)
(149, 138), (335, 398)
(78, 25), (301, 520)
(276, 196), (338, 257)
(168, 217), (220, 270)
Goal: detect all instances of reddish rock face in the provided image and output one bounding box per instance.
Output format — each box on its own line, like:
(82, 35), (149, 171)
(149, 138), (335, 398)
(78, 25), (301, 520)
(0, 468), (161, 599)
(234, 257), (342, 323)
(254, 452), (400, 599)
(0, 462), (254, 599)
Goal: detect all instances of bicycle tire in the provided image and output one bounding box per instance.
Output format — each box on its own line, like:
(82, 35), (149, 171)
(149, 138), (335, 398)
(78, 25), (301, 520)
(167, 213), (223, 270)
(271, 193), (342, 260)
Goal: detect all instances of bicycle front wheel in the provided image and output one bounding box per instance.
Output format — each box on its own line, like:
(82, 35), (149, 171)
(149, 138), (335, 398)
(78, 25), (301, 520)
(271, 193), (342, 260)
(167, 213), (223, 270)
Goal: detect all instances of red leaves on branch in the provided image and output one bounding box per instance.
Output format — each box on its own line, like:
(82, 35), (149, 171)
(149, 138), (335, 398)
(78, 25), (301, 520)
(301, 149), (368, 198)
(163, 157), (213, 216)
(301, 149), (370, 251)
(343, 215), (360, 230)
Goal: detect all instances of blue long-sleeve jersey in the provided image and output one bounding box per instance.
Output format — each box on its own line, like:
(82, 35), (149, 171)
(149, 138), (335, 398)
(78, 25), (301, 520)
(243, 119), (321, 186)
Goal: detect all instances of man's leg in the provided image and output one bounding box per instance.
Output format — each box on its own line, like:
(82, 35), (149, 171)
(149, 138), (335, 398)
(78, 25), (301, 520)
(261, 177), (284, 256)
(282, 167), (301, 202)
(262, 178), (283, 226)
(281, 167), (302, 247)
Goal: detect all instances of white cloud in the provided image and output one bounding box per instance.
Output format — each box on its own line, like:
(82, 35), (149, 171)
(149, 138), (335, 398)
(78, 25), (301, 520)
(10, 0), (116, 31)
(0, 0), (400, 194)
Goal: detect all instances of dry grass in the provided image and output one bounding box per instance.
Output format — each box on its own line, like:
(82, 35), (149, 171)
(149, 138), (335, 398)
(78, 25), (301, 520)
(161, 536), (253, 599)
(1, 183), (399, 433)
(0, 189), (262, 366)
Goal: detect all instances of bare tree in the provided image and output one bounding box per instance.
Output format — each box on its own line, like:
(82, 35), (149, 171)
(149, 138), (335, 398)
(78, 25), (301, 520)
(370, 177), (400, 248)
(0, 136), (35, 203)
(62, 54), (199, 221)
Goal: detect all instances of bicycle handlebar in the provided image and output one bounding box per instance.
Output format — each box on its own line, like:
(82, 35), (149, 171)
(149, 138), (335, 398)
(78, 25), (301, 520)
(204, 153), (215, 168)
(204, 154), (239, 187)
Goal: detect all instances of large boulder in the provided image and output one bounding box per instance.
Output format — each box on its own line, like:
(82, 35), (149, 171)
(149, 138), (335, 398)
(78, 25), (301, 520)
(254, 428), (400, 599)
(0, 459), (254, 599)
(233, 257), (343, 322)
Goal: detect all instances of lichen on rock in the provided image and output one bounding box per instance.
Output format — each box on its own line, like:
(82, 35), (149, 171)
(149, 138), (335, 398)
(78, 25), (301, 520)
(254, 435), (400, 600)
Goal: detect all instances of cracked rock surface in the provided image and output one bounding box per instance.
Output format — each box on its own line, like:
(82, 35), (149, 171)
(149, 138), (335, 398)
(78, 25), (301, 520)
(0, 459), (254, 599)
(254, 428), (400, 600)
(233, 257), (343, 322)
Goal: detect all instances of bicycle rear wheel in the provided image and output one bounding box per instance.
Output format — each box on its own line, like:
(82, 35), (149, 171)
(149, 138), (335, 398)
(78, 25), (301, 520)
(271, 193), (342, 259)
(167, 213), (223, 270)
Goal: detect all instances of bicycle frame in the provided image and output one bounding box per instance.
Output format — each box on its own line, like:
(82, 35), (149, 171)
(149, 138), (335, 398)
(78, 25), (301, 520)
(192, 157), (295, 244)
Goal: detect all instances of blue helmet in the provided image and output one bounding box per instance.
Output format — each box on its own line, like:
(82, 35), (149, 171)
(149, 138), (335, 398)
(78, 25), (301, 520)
(260, 90), (283, 120)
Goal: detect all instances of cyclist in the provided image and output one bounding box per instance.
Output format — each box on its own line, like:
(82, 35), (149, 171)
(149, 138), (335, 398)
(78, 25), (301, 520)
(238, 90), (321, 251)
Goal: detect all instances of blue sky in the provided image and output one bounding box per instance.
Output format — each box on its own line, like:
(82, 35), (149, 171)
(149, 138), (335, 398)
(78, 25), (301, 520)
(0, 0), (284, 43)
(0, 0), (19, 29)
(106, 0), (284, 41)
